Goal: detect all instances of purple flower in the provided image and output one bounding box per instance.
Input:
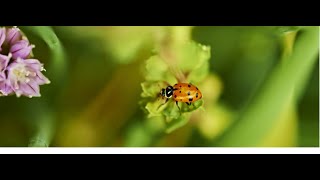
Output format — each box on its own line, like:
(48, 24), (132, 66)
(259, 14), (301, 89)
(0, 53), (11, 72)
(0, 27), (5, 52)
(0, 26), (50, 98)
(6, 57), (50, 98)
(5, 26), (22, 46)
(10, 40), (35, 59)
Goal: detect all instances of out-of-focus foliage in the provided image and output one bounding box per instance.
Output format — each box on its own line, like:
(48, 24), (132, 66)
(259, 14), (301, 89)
(0, 26), (318, 147)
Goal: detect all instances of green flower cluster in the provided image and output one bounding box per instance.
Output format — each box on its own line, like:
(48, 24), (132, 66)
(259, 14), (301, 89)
(140, 41), (211, 133)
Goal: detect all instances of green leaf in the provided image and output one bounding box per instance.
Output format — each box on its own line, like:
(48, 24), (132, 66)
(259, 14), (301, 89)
(145, 99), (165, 118)
(140, 81), (167, 117)
(141, 81), (162, 98)
(161, 100), (182, 120)
(165, 114), (190, 133)
(176, 42), (211, 83)
(275, 26), (301, 34)
(145, 41), (210, 84)
(145, 55), (176, 83)
(215, 27), (319, 147)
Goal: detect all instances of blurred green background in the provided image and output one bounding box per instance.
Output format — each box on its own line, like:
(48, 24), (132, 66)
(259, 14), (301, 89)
(0, 26), (318, 147)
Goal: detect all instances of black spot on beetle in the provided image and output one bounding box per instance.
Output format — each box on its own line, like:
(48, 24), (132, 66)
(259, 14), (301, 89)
(189, 98), (193, 102)
(179, 91), (181, 93)
(174, 84), (177, 86)
(174, 95), (177, 98)
(188, 84), (191, 87)
(196, 87), (198, 90)
(196, 93), (198, 98)
(187, 91), (190, 95)
(180, 85), (182, 88)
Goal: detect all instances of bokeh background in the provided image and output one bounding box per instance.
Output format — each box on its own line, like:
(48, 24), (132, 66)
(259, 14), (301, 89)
(0, 26), (318, 147)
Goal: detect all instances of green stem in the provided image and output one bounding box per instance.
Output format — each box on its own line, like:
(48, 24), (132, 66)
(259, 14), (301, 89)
(158, 26), (193, 83)
(18, 26), (66, 147)
(19, 26), (67, 80)
(28, 111), (54, 147)
(215, 27), (318, 147)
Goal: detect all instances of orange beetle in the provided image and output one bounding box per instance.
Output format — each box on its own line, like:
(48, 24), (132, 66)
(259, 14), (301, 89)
(158, 82), (202, 111)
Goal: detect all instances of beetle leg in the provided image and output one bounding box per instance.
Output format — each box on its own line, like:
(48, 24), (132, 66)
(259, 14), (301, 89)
(157, 98), (169, 110)
(175, 101), (181, 111)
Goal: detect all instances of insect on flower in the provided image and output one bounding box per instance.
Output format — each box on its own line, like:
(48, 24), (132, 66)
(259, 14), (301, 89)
(158, 82), (202, 111)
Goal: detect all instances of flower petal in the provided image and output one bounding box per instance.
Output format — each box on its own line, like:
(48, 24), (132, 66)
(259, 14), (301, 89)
(0, 72), (5, 81)
(10, 40), (34, 59)
(6, 57), (49, 98)
(0, 73), (13, 96)
(0, 27), (5, 52)
(0, 53), (11, 72)
(16, 81), (40, 97)
(5, 27), (22, 45)
(34, 70), (51, 85)
(23, 59), (44, 71)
